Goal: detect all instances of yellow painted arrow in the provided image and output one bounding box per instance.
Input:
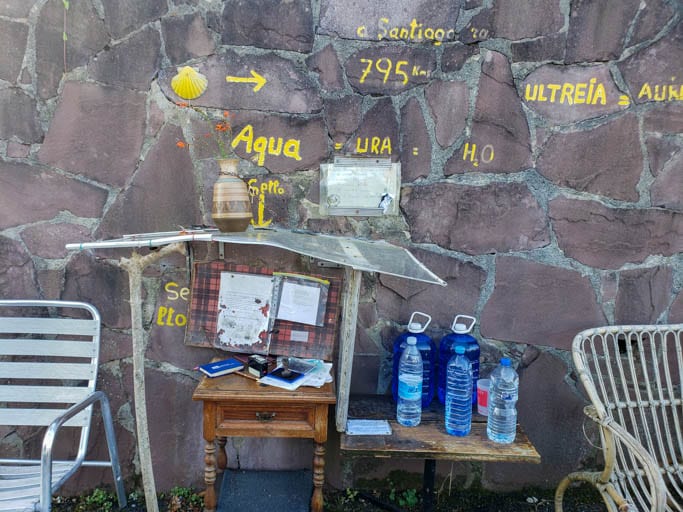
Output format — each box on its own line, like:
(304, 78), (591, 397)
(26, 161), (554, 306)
(226, 70), (266, 92)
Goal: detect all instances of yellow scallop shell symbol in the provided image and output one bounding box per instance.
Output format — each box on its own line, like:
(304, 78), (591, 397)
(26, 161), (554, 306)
(171, 66), (208, 100)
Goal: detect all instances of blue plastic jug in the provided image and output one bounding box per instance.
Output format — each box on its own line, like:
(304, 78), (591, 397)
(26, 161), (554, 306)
(437, 315), (479, 406)
(391, 312), (435, 407)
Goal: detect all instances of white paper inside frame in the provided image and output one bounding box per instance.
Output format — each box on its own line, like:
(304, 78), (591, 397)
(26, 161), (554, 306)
(320, 156), (401, 216)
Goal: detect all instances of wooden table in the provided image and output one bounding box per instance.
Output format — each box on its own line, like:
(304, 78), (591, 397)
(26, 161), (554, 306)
(340, 395), (541, 512)
(192, 374), (336, 512)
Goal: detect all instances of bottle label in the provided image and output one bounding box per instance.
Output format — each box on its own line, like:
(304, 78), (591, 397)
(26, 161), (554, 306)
(398, 375), (422, 400)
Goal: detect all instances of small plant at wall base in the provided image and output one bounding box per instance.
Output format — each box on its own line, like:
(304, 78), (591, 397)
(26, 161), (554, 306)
(52, 486), (204, 511)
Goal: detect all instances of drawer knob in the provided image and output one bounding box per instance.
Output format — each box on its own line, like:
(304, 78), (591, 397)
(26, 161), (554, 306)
(256, 411), (276, 422)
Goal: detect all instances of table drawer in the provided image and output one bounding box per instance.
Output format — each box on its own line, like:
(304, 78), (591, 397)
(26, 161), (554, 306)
(216, 402), (317, 437)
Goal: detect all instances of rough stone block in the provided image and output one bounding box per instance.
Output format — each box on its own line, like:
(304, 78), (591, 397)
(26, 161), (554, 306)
(0, 161), (107, 229)
(6, 141), (30, 158)
(425, 80), (468, 148)
(346, 46), (436, 95)
(144, 368), (206, 490)
(402, 182), (549, 255)
(618, 21), (683, 105)
(96, 124), (200, 240)
(20, 223), (92, 259)
(159, 52), (322, 114)
(161, 13), (216, 65)
(442, 44), (478, 72)
(480, 257), (607, 349)
(467, 51), (531, 173)
(651, 151), (683, 210)
(459, 8), (493, 44)
(37, 82), (147, 188)
(221, 0), (314, 53)
(492, 0), (563, 40)
(342, 97), (399, 160)
(377, 248), (485, 330)
(0, 236), (39, 300)
(566, 0), (639, 64)
(102, 0), (167, 40)
(511, 33), (566, 62)
(0, 19), (27, 82)
(35, 0), (108, 99)
(0, 0), (34, 17)
(671, 292), (683, 323)
(537, 114), (642, 201)
(646, 136), (680, 177)
(615, 266), (673, 324)
(350, 354), (381, 395)
(521, 64), (624, 124)
(307, 44), (345, 92)
(62, 252), (131, 329)
(643, 103), (683, 134)
(549, 197), (683, 268)
(319, 0), (460, 45)
(629, 0), (675, 46)
(400, 97), (432, 181)
(324, 96), (363, 149)
(88, 26), (161, 91)
(229, 112), (328, 172)
(0, 88), (43, 143)
(100, 328), (133, 364)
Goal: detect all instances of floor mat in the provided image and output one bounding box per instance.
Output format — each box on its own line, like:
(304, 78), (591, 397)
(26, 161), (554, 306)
(217, 469), (313, 512)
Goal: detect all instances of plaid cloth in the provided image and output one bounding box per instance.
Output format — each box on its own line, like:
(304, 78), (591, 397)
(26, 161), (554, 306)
(185, 260), (342, 361)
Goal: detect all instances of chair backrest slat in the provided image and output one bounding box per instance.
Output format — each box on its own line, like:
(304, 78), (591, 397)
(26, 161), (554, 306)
(0, 339), (96, 358)
(0, 316), (98, 336)
(0, 362), (96, 381)
(0, 408), (90, 428)
(0, 385), (91, 404)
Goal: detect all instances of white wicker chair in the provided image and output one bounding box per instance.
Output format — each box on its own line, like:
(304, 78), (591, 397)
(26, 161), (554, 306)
(0, 300), (126, 512)
(555, 324), (683, 512)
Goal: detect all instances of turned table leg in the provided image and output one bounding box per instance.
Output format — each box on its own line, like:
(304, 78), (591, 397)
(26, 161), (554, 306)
(203, 439), (217, 512)
(216, 436), (227, 472)
(311, 442), (326, 512)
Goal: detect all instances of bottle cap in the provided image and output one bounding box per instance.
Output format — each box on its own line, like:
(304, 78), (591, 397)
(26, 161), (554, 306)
(407, 322), (422, 332)
(407, 336), (417, 345)
(501, 357), (511, 366)
(453, 323), (468, 333)
(454, 345), (466, 354)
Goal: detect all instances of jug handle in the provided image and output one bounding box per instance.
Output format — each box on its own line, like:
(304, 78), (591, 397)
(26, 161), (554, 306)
(452, 314), (476, 333)
(408, 312), (432, 332)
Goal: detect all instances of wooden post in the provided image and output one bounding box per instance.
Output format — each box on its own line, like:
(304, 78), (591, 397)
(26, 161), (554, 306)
(336, 268), (362, 432)
(119, 242), (186, 512)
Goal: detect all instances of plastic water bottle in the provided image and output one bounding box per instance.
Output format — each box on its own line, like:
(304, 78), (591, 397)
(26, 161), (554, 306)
(445, 345), (472, 436)
(438, 315), (479, 406)
(391, 312), (435, 407)
(486, 357), (519, 444)
(396, 336), (423, 427)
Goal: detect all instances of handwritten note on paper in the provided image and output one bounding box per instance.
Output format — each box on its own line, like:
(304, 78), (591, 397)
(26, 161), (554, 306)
(216, 272), (275, 351)
(276, 281), (322, 326)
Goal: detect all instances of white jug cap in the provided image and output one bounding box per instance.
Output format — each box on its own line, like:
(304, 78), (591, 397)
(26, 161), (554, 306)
(453, 323), (468, 333)
(408, 322), (422, 332)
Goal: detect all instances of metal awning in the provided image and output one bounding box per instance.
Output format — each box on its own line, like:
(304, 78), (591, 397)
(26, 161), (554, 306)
(66, 228), (446, 286)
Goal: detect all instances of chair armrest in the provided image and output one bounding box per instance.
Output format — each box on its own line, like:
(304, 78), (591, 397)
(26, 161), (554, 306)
(40, 390), (115, 509)
(596, 414), (667, 512)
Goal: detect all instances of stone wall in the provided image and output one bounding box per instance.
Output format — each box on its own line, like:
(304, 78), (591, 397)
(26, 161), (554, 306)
(1, 0), (682, 494)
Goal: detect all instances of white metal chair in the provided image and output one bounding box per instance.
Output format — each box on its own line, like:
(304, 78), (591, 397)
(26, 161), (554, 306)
(0, 300), (126, 512)
(555, 323), (683, 512)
